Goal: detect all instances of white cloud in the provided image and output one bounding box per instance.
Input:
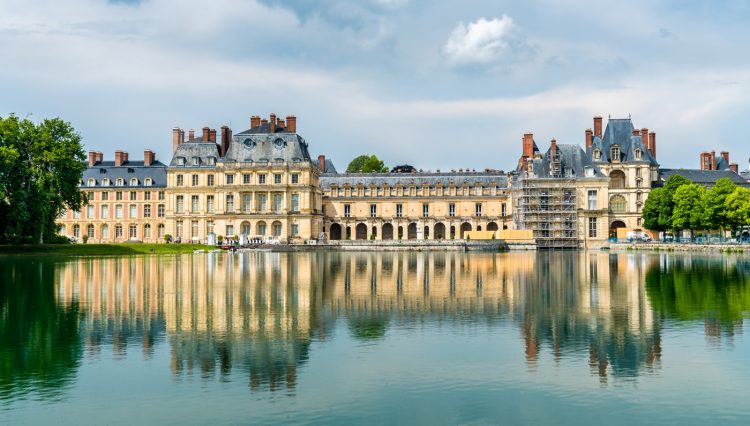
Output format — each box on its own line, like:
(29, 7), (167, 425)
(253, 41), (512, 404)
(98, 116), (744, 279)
(442, 15), (517, 66)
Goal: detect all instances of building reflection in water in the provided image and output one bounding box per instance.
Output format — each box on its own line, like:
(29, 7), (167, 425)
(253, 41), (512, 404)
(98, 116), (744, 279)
(46, 251), (687, 390)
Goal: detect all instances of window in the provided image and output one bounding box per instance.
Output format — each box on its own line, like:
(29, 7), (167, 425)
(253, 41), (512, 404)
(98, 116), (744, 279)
(588, 190), (597, 210)
(144, 191), (151, 201)
(102, 224), (109, 239)
(588, 217), (597, 238)
(144, 204), (151, 218)
(344, 204), (351, 218)
(449, 203), (455, 217)
(396, 203), (403, 218)
(191, 195), (199, 213)
(101, 205), (109, 219)
(243, 174), (251, 184)
(87, 178), (96, 187)
(258, 194), (267, 211)
(637, 218), (643, 227)
(116, 178), (124, 186)
(422, 203), (429, 217)
(475, 203), (482, 217)
(610, 195), (627, 213)
(116, 191), (123, 201)
(129, 204), (137, 218)
(176, 175), (184, 186)
(370, 204), (377, 218)
(130, 178), (138, 186)
(226, 174), (234, 185)
(87, 224), (94, 239)
(291, 174), (299, 184)
(192, 174), (199, 186)
(273, 193), (282, 212)
(273, 222), (282, 237)
(226, 194), (234, 212)
(291, 224), (299, 237)
(636, 179), (642, 188)
(291, 193), (299, 212)
(176, 196), (184, 213)
(102, 192), (109, 201)
(115, 204), (123, 219)
(73, 224), (80, 238)
(157, 204), (165, 218)
(87, 205), (94, 219)
(274, 174), (282, 184)
(158, 191), (165, 200)
(207, 175), (214, 186)
(207, 196), (214, 213)
(115, 224), (123, 239)
(129, 224), (137, 239)
(636, 168), (642, 177)
(176, 221), (183, 238)
(609, 170), (626, 189)
(102, 178), (111, 186)
(501, 203), (507, 216)
(611, 145), (621, 162)
(259, 174), (266, 184)
(226, 225), (234, 238)
(635, 149), (642, 160)
(207, 220), (214, 234)
(242, 193), (252, 212)
(144, 178), (152, 186)
(130, 191), (136, 201)
(257, 222), (266, 236)
(192, 157), (200, 166)
(144, 224), (151, 239)
(192, 220), (198, 239)
(636, 192), (642, 202)
(158, 224), (165, 238)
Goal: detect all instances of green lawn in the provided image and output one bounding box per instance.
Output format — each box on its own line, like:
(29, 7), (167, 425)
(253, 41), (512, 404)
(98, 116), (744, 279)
(0, 243), (217, 256)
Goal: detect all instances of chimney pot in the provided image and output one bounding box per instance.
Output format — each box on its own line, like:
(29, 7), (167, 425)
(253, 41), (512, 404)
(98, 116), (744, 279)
(114, 150), (123, 167)
(593, 116), (603, 138)
(202, 127), (210, 142)
(144, 149), (155, 166)
(250, 116), (261, 129)
(641, 127), (649, 151)
(286, 115), (297, 133)
(649, 132), (656, 158)
(189, 129), (195, 142)
(88, 151), (97, 167)
(172, 127), (180, 153)
(269, 114), (277, 134)
(209, 129), (217, 143)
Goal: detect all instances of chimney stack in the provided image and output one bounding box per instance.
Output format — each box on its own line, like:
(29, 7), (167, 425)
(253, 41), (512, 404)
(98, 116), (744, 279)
(711, 150), (717, 170)
(250, 116), (261, 129)
(593, 116), (603, 138)
(278, 119), (285, 129)
(144, 149), (155, 166)
(286, 115), (297, 133)
(179, 129), (185, 145)
(730, 163), (739, 174)
(261, 119), (268, 130)
(88, 150), (97, 166)
(115, 150), (124, 167)
(721, 151), (729, 165)
(172, 127), (181, 153)
(649, 132), (656, 158)
(641, 128), (649, 150)
(209, 129), (217, 143)
(318, 155), (326, 173)
(522, 133), (534, 158)
(220, 126), (232, 157)
(96, 151), (103, 163)
(189, 129), (195, 142)
(122, 151), (129, 164)
(700, 152), (711, 170)
(632, 129), (640, 136)
(269, 114), (277, 134)
(202, 127), (210, 142)
(585, 128), (593, 151)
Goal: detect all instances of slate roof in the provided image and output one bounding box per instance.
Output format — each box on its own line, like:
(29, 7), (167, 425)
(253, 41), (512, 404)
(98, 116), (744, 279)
(320, 171), (510, 190)
(321, 158), (337, 174)
(658, 169), (750, 188)
(225, 132), (312, 164)
(522, 144), (606, 179)
(170, 142), (220, 168)
(81, 161), (168, 188)
(588, 118), (658, 166)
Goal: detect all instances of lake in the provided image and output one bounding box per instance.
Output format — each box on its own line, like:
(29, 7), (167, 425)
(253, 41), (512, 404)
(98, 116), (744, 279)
(2, 251), (750, 425)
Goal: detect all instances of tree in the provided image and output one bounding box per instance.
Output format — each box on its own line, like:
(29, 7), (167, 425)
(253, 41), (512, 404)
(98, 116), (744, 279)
(700, 178), (737, 232)
(672, 183), (706, 235)
(642, 175), (689, 232)
(0, 114), (87, 244)
(642, 188), (666, 232)
(724, 187), (750, 230)
(346, 154), (388, 173)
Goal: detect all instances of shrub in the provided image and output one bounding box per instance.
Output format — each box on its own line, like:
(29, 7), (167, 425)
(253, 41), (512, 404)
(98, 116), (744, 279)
(164, 234), (173, 243)
(82, 235), (89, 244)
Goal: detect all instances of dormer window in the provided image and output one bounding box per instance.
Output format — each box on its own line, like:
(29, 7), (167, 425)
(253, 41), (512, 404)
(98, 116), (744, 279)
(102, 178), (110, 186)
(207, 157), (216, 165)
(130, 178), (138, 186)
(635, 149), (642, 160)
(87, 178), (96, 186)
(116, 178), (124, 186)
(192, 157), (200, 166)
(593, 149), (601, 160)
(611, 145), (621, 162)
(144, 178), (153, 186)
(176, 157), (186, 166)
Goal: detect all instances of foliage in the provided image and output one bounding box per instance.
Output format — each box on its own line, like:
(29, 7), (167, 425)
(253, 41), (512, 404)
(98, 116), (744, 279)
(346, 154), (388, 173)
(671, 183), (706, 232)
(724, 187), (750, 230)
(164, 234), (173, 243)
(0, 114), (87, 244)
(700, 178), (737, 231)
(0, 243), (214, 256)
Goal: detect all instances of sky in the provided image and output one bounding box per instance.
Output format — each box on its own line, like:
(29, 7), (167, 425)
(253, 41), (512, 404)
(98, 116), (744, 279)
(2, 0), (750, 172)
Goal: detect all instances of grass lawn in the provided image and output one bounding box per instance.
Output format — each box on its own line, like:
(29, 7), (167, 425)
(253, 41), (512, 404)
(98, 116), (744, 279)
(0, 243), (217, 256)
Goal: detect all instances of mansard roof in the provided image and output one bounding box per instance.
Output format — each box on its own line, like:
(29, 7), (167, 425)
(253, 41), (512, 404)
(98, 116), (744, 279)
(169, 142), (220, 167)
(588, 118), (658, 166)
(522, 144), (606, 179)
(658, 169), (750, 188)
(224, 133), (312, 164)
(320, 171), (509, 190)
(82, 161), (167, 188)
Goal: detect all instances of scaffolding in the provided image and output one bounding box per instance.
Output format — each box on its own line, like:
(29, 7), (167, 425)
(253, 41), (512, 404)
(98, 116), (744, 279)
(514, 151), (580, 249)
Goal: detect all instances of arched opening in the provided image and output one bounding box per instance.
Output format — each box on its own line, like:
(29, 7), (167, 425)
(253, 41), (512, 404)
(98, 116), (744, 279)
(87, 224), (94, 239)
(609, 195), (627, 213)
(609, 170), (626, 189)
(382, 223), (394, 240)
(257, 221), (267, 236)
(144, 224), (151, 240)
(272, 221), (282, 237)
(241, 221), (251, 236)
(477, 225), (482, 232)
(435, 223), (446, 239)
(371, 226), (377, 240)
(460, 222), (472, 239)
(346, 226), (352, 240)
(397, 226), (404, 240)
(407, 223), (417, 240)
(101, 224), (109, 240)
(609, 220), (627, 239)
(487, 222), (499, 232)
(450, 225), (456, 239)
(355, 223), (368, 240)
(330, 223), (342, 240)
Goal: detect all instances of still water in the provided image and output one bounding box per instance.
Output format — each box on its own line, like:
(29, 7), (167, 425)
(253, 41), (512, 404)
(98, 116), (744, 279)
(2, 251), (750, 425)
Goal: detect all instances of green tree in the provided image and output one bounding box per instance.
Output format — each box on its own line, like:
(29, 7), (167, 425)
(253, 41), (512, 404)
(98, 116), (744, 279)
(642, 187), (666, 232)
(346, 154), (388, 173)
(724, 187), (750, 230)
(672, 183), (706, 235)
(0, 114), (87, 243)
(642, 175), (689, 232)
(700, 178), (737, 232)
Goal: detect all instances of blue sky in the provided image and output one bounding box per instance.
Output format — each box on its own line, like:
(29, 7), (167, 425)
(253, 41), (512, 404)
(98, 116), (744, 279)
(2, 0), (750, 171)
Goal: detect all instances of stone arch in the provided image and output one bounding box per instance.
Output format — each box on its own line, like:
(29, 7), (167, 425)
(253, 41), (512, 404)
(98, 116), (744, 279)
(487, 222), (499, 231)
(382, 223), (394, 240)
(346, 226), (352, 240)
(257, 221), (267, 236)
(371, 226), (377, 240)
(241, 221), (251, 236)
(609, 220), (627, 238)
(450, 225), (456, 239)
(407, 223), (418, 240)
(271, 220), (282, 237)
(355, 223), (368, 240)
(460, 222), (472, 239)
(330, 223), (342, 240)
(435, 223), (446, 239)
(609, 195), (627, 213)
(397, 226), (404, 240)
(424, 226), (430, 240)
(609, 170), (626, 189)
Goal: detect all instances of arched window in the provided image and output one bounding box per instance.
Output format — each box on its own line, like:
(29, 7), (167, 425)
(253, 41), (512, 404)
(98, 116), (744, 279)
(87, 224), (95, 238)
(609, 195), (627, 213)
(130, 178), (138, 186)
(609, 170), (626, 189)
(87, 178), (96, 186)
(144, 178), (152, 186)
(102, 178), (110, 186)
(116, 178), (124, 186)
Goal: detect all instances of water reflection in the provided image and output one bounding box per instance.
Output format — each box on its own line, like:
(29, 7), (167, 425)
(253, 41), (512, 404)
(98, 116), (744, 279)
(2, 251), (749, 401)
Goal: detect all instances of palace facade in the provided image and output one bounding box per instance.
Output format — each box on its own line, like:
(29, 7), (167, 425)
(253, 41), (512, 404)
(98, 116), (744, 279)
(57, 112), (748, 248)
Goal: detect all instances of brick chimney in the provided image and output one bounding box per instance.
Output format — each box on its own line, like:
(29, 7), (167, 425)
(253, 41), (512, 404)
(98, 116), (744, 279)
(269, 114), (276, 134)
(144, 149), (155, 166)
(593, 116), (603, 138)
(172, 127), (181, 153)
(250, 116), (261, 129)
(721, 151), (729, 165)
(641, 128), (649, 150)
(318, 155), (326, 173)
(189, 129), (194, 142)
(649, 132), (656, 158)
(121, 151), (129, 164)
(220, 126), (232, 157)
(286, 115), (297, 133)
(522, 133), (534, 158)
(278, 119), (285, 129)
(730, 163), (739, 174)
(209, 129), (217, 143)
(115, 150), (124, 167)
(202, 127), (210, 142)
(261, 119), (268, 130)
(88, 150), (97, 166)
(711, 150), (717, 170)
(700, 152), (711, 170)
(585, 128), (593, 151)
(96, 151), (103, 163)
(179, 129), (185, 145)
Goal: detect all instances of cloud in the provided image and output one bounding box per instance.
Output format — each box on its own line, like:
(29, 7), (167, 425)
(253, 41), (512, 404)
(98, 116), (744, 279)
(442, 15), (525, 66)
